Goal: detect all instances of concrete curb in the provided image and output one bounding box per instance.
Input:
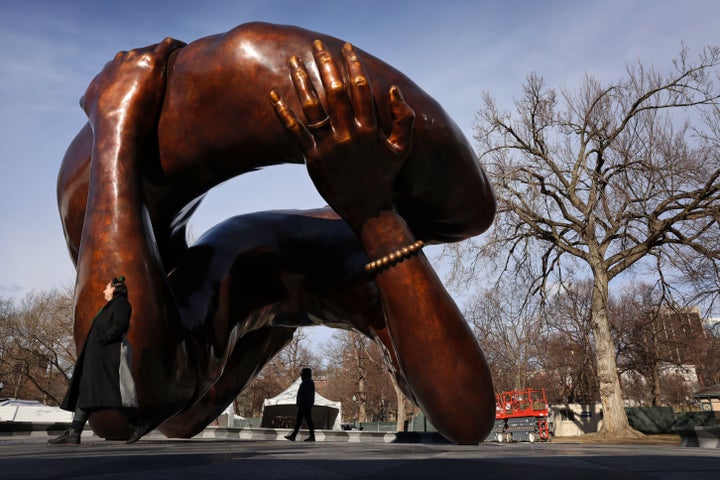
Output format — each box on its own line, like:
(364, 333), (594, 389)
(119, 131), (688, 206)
(0, 422), (450, 444)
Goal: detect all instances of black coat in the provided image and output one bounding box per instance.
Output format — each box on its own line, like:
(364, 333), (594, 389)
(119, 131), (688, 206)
(296, 378), (315, 407)
(61, 296), (136, 411)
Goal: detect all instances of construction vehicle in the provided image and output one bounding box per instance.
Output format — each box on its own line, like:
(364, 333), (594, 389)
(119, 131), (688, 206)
(492, 388), (551, 443)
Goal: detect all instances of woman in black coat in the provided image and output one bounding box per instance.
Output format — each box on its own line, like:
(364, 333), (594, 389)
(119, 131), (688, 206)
(50, 276), (143, 444)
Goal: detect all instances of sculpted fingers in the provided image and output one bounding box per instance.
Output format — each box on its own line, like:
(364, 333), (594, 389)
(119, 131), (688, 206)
(312, 40), (353, 138)
(385, 86), (415, 157)
(288, 55), (330, 131)
(341, 43), (375, 129)
(269, 90), (314, 152)
(279, 41), (382, 144)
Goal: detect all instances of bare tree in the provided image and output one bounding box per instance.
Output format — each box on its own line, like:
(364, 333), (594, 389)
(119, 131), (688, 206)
(387, 371), (414, 432)
(610, 283), (709, 406)
(540, 332), (599, 404)
(236, 329), (321, 417)
(452, 46), (720, 437)
(0, 289), (75, 404)
(703, 326), (720, 386)
(465, 274), (544, 392)
(659, 372), (697, 409)
(539, 279), (599, 404)
(323, 330), (398, 425)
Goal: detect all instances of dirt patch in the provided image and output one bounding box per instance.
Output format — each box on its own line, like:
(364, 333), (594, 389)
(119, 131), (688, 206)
(551, 433), (680, 445)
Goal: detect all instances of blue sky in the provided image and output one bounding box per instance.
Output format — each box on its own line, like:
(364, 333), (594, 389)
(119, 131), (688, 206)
(0, 0), (717, 320)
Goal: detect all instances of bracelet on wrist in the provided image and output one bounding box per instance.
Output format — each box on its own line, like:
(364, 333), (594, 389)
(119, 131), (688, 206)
(364, 240), (424, 274)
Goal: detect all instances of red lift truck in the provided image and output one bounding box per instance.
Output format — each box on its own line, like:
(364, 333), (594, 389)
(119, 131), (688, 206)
(492, 388), (551, 443)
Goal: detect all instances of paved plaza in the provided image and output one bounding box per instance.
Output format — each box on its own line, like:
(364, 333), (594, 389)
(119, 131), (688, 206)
(1, 436), (719, 480)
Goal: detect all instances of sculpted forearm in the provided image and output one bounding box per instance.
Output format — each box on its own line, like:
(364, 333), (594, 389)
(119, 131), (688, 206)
(361, 212), (495, 444)
(272, 40), (495, 443)
(74, 39), (195, 415)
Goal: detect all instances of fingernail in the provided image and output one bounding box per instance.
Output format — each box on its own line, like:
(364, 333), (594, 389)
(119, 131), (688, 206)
(313, 39), (324, 52)
(269, 90), (280, 103)
(289, 56), (301, 69)
(342, 42), (353, 53)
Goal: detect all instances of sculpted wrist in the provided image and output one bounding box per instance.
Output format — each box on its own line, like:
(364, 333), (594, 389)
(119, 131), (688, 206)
(364, 240), (424, 274)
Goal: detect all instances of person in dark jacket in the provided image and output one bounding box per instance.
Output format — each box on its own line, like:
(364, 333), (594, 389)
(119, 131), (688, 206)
(49, 276), (143, 445)
(285, 368), (315, 442)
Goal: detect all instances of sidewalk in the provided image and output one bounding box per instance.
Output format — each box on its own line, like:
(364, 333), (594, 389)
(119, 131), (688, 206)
(1, 434), (719, 480)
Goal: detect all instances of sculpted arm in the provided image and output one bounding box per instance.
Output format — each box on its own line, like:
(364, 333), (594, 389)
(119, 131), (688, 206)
(271, 41), (495, 444)
(72, 38), (197, 437)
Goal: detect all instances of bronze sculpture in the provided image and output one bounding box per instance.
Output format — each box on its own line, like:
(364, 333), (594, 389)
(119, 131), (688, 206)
(57, 22), (496, 444)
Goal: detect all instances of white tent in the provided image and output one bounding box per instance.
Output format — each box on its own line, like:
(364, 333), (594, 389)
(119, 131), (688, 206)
(261, 377), (342, 430)
(0, 399), (72, 423)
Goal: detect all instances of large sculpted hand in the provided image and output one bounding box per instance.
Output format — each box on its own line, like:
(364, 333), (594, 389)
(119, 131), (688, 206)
(270, 40), (415, 232)
(81, 37), (186, 134)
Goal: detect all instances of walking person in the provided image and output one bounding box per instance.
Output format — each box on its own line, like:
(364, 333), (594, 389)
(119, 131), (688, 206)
(285, 368), (315, 442)
(49, 276), (145, 445)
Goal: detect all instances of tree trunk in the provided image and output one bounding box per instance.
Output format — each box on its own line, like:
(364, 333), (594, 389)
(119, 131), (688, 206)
(389, 372), (407, 432)
(651, 363), (661, 407)
(650, 331), (661, 406)
(590, 269), (644, 438)
(358, 388), (367, 423)
(355, 346), (367, 423)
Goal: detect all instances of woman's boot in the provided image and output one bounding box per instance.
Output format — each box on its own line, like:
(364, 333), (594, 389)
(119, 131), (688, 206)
(48, 419), (84, 445)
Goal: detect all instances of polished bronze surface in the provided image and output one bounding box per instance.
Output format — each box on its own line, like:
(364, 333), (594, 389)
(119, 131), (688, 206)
(57, 23), (496, 444)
